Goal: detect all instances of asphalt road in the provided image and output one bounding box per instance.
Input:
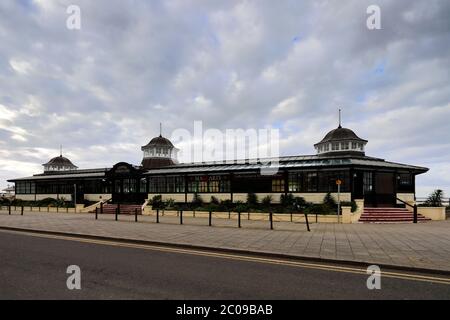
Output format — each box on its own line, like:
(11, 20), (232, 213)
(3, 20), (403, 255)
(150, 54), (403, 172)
(0, 229), (449, 300)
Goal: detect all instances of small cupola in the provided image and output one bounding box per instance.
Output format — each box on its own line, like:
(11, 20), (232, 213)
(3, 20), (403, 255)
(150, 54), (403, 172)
(43, 147), (78, 172)
(314, 110), (368, 156)
(141, 124), (179, 169)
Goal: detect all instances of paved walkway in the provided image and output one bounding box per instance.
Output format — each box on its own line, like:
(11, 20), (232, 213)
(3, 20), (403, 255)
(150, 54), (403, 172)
(0, 210), (449, 273)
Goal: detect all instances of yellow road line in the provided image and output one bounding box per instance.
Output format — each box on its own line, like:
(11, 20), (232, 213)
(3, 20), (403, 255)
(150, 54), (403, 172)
(1, 228), (450, 285)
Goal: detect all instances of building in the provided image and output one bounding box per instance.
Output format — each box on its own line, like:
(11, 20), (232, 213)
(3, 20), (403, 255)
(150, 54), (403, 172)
(7, 124), (428, 207)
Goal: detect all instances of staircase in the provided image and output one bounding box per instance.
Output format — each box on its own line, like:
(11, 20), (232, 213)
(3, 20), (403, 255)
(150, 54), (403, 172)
(91, 203), (143, 215)
(359, 207), (431, 223)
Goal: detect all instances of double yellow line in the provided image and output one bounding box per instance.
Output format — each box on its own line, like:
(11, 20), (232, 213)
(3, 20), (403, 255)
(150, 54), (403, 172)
(2, 229), (450, 285)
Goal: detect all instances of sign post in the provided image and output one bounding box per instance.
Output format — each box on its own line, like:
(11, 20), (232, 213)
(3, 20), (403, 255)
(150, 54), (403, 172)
(336, 179), (342, 223)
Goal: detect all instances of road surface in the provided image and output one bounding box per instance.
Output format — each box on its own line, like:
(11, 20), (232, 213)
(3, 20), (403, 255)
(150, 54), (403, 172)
(0, 229), (449, 299)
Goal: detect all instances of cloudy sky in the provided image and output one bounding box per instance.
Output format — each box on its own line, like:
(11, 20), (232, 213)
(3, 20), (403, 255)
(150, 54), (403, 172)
(0, 0), (449, 197)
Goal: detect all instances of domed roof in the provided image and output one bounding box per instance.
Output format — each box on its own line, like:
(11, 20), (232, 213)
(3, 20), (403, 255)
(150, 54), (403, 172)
(43, 156), (77, 168)
(141, 135), (175, 149)
(315, 126), (367, 145)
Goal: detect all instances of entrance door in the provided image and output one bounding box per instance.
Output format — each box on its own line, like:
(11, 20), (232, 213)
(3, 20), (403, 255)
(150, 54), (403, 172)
(364, 172), (395, 207)
(374, 172), (395, 207)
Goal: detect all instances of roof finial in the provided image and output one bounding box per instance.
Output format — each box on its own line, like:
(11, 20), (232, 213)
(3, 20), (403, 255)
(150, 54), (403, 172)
(159, 122), (162, 137)
(338, 108), (342, 128)
(60, 145), (62, 157)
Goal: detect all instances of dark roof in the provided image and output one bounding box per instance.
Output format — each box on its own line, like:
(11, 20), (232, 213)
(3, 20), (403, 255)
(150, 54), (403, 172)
(43, 156), (78, 168)
(141, 135), (174, 149)
(142, 154), (428, 175)
(315, 126), (367, 146)
(8, 154), (428, 181)
(141, 157), (176, 169)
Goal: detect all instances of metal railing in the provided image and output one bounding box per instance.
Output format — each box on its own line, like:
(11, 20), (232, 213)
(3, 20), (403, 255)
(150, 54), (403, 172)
(396, 197), (418, 223)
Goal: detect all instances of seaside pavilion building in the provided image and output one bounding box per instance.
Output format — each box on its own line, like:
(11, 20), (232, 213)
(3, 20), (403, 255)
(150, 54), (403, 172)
(8, 125), (428, 208)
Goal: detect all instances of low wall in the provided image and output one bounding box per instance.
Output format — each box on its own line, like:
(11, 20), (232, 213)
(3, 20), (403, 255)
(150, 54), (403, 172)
(146, 192), (352, 204)
(418, 207), (446, 221)
(84, 194), (111, 202)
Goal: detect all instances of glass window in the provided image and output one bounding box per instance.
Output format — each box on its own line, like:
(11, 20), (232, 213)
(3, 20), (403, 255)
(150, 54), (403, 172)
(332, 143), (339, 151)
(272, 179), (285, 192)
(149, 177), (166, 193)
(288, 173), (302, 192)
(363, 172), (373, 193)
(167, 176), (184, 193)
(305, 172), (318, 192)
(342, 142), (349, 150)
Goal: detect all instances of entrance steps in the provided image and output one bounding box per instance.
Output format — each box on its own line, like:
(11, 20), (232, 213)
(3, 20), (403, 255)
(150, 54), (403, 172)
(91, 204), (143, 215)
(359, 207), (431, 223)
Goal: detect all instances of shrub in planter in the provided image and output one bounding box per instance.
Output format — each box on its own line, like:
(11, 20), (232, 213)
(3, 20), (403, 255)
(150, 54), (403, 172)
(150, 195), (164, 210)
(323, 193), (337, 210)
(192, 193), (203, 208)
(246, 193), (258, 209)
(340, 201), (358, 213)
(304, 203), (334, 215)
(261, 195), (273, 210)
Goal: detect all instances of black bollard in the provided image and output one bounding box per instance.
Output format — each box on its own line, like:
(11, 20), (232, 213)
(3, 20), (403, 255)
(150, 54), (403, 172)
(156, 209), (159, 223)
(209, 211), (212, 226)
(135, 208), (138, 222)
(269, 212), (273, 230)
(238, 211), (241, 228)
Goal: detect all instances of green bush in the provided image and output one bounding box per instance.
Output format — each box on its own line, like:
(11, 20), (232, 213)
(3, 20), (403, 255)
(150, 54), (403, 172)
(280, 193), (295, 207)
(234, 201), (248, 213)
(340, 201), (358, 213)
(210, 196), (219, 205)
(323, 193), (337, 210)
(304, 203), (334, 215)
(150, 195), (164, 210)
(246, 193), (258, 208)
(261, 195), (273, 209)
(191, 193), (203, 208)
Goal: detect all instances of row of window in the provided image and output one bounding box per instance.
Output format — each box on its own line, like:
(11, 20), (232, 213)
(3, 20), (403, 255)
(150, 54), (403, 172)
(14, 171), (413, 194)
(317, 141), (365, 153)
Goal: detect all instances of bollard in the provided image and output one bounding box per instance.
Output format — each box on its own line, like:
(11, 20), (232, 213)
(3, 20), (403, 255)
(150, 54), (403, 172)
(290, 212), (293, 222)
(228, 211), (231, 219)
(100, 201), (104, 214)
(9, 205), (11, 215)
(95, 207), (98, 220)
(209, 211), (212, 226)
(238, 211), (241, 228)
(413, 204), (418, 224)
(304, 213), (310, 232)
(269, 212), (273, 230)
(135, 208), (138, 222)
(115, 207), (118, 221)
(180, 210), (183, 225)
(156, 209), (159, 223)
(21, 206), (24, 216)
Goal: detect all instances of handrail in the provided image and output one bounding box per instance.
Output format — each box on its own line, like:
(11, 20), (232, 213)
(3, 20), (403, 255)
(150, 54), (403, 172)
(396, 197), (413, 208)
(396, 197), (418, 223)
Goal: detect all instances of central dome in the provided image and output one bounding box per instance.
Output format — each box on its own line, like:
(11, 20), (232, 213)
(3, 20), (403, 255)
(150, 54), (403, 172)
(43, 155), (78, 172)
(141, 134), (178, 169)
(317, 126), (366, 144)
(314, 125), (368, 156)
(142, 135), (175, 148)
